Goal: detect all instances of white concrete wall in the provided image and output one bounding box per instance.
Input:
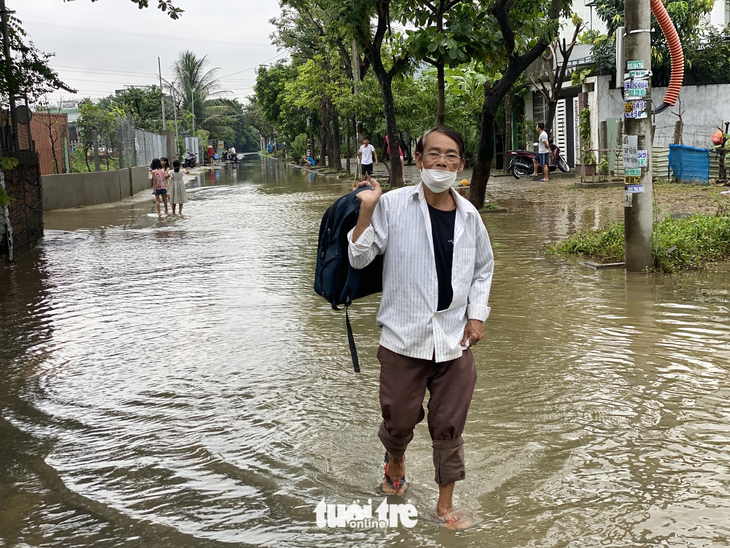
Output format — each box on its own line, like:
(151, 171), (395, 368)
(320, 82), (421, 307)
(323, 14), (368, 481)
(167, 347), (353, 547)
(560, 3), (608, 42)
(708, 0), (730, 28)
(596, 78), (730, 148)
(524, 76), (730, 155)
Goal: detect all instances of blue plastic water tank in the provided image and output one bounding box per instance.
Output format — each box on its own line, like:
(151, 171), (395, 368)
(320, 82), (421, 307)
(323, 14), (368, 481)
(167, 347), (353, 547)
(668, 144), (710, 185)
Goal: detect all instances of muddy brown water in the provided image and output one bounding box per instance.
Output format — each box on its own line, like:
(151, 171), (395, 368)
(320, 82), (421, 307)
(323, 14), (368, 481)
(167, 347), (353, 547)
(1, 158), (729, 547)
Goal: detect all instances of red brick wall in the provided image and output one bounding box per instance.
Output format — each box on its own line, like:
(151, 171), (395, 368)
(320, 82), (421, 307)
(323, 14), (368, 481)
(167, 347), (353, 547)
(30, 113), (71, 176)
(1, 154), (43, 265)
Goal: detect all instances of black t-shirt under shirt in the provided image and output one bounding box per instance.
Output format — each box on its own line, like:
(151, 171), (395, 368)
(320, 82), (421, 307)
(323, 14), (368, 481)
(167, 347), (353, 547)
(427, 204), (456, 311)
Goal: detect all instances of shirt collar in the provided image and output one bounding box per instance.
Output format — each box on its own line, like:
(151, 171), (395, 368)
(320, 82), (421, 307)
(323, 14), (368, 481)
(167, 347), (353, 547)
(412, 182), (473, 218)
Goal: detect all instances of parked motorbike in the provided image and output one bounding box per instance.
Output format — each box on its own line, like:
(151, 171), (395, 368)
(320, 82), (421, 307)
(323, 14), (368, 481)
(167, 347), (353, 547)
(183, 151), (197, 169)
(508, 141), (570, 179)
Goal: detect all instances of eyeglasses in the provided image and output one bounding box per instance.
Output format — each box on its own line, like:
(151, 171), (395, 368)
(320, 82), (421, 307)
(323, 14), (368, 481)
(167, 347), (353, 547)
(421, 152), (462, 164)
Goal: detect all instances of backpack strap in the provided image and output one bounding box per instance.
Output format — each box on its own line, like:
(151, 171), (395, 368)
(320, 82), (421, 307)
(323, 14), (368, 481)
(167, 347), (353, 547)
(345, 305), (361, 373)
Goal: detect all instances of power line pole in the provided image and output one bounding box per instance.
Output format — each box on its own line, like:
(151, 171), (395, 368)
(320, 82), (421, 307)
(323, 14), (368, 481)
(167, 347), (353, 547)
(623, 0), (653, 271)
(158, 57), (166, 130)
(170, 85), (179, 158)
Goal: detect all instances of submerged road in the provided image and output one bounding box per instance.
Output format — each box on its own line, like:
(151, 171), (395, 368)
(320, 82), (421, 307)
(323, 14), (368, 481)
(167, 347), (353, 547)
(1, 157), (730, 546)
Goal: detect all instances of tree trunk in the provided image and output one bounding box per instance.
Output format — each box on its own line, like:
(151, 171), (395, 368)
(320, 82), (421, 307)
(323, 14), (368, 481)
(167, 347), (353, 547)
(469, 21), (556, 207)
(379, 74), (403, 187)
(545, 99), (557, 138)
(673, 120), (683, 144)
(84, 145), (91, 172)
(331, 102), (342, 170)
(47, 123), (59, 175)
(504, 90), (512, 158)
(325, 104), (335, 168)
(470, 109), (496, 209)
(345, 112), (351, 174)
(320, 102), (330, 167)
(436, 62), (446, 127)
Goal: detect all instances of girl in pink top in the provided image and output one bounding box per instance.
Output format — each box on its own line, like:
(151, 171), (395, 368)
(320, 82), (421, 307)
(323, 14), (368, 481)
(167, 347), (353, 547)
(150, 158), (170, 217)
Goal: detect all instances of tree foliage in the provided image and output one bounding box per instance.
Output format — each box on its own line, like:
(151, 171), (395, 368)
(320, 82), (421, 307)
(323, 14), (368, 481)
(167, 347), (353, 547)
(83, 0), (183, 19)
(588, 0), (726, 85)
(0, 16), (75, 105)
(102, 86), (165, 132)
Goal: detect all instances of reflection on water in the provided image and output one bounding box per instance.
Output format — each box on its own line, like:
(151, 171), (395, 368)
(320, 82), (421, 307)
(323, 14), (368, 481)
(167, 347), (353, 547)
(1, 158), (729, 547)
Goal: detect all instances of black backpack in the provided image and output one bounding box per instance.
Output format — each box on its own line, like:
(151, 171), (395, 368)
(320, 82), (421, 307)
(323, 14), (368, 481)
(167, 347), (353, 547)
(314, 186), (383, 372)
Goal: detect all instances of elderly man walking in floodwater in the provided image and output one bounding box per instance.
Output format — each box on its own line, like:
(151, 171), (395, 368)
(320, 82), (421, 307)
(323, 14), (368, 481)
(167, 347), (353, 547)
(348, 127), (494, 529)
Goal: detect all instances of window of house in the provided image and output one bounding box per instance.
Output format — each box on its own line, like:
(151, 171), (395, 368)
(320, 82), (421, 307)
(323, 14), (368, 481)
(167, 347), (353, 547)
(533, 94), (548, 124)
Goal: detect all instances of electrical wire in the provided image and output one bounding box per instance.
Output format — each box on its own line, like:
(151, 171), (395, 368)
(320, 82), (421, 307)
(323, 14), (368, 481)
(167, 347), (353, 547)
(23, 20), (272, 47)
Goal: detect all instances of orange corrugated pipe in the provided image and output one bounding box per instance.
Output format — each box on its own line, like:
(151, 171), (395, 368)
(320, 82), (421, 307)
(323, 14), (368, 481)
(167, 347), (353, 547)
(650, 0), (683, 113)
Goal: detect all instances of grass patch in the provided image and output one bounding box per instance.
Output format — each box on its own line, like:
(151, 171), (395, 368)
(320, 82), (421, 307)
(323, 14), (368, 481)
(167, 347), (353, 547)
(480, 203), (506, 211)
(546, 213), (730, 272)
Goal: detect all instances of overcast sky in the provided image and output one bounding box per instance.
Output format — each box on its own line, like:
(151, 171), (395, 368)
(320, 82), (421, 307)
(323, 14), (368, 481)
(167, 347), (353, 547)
(14, 0), (287, 106)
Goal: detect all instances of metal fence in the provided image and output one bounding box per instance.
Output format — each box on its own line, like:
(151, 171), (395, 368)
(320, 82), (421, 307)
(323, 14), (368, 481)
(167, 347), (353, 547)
(117, 116), (168, 169)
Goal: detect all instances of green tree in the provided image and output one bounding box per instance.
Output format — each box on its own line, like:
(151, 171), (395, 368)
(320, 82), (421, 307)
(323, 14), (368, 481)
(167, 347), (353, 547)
(589, 0), (719, 85)
(105, 86), (165, 132)
(0, 15), (75, 106)
(244, 98), (275, 147)
(335, 0), (411, 186)
(170, 51), (238, 142)
(75, 98), (110, 171)
(283, 55), (348, 168)
(254, 62), (295, 157)
(273, 1), (368, 169)
(470, 0), (565, 209)
(401, 0), (487, 126)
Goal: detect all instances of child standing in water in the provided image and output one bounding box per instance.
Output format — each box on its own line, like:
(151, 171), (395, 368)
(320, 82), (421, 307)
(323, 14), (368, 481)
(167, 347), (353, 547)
(150, 158), (169, 217)
(169, 159), (189, 214)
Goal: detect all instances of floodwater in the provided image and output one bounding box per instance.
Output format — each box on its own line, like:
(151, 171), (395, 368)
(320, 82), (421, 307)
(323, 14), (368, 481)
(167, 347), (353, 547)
(1, 158), (730, 547)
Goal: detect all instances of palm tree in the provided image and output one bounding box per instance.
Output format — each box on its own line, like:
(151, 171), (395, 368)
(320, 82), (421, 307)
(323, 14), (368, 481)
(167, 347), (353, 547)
(170, 51), (235, 136)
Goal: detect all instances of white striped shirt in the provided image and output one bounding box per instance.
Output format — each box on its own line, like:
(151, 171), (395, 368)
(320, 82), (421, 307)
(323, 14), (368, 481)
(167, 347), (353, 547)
(348, 183), (494, 362)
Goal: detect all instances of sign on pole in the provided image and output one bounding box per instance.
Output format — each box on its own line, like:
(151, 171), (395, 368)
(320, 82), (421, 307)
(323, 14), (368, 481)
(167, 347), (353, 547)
(622, 135), (638, 169)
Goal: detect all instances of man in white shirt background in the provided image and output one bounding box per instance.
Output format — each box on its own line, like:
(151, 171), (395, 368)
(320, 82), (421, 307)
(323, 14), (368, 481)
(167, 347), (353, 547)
(531, 122), (550, 181)
(349, 127), (494, 529)
(357, 137), (378, 182)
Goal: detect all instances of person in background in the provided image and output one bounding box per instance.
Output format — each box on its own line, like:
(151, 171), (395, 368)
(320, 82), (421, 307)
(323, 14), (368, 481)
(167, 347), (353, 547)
(150, 158), (170, 217)
(207, 145), (215, 166)
(385, 135), (406, 184)
(357, 137), (378, 182)
(160, 157), (170, 178)
(531, 122), (550, 181)
(348, 127), (494, 530)
(169, 160), (189, 215)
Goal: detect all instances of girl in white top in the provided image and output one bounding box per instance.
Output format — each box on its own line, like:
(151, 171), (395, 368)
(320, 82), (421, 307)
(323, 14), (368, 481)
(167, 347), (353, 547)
(169, 160), (189, 214)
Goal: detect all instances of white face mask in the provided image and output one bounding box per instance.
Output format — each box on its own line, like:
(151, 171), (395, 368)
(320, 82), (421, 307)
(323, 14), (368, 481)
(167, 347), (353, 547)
(420, 168), (457, 193)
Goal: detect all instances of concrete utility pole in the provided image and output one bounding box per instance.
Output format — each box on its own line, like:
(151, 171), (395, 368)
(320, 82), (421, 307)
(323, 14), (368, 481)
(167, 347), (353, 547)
(170, 85), (179, 158)
(158, 57), (166, 130)
(623, 0), (653, 271)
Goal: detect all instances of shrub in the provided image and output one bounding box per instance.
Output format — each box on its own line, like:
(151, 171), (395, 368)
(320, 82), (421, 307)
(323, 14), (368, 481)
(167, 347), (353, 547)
(546, 213), (730, 272)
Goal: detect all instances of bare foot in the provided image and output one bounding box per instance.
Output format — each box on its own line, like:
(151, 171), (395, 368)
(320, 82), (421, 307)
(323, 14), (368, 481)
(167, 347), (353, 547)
(436, 510), (477, 530)
(381, 453), (408, 496)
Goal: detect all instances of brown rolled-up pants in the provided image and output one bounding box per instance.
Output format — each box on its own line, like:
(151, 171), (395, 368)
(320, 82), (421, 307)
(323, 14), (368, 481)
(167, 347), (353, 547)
(377, 345), (477, 486)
